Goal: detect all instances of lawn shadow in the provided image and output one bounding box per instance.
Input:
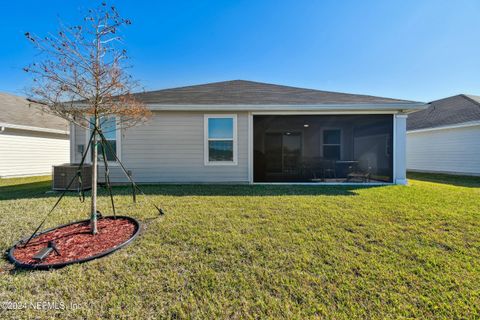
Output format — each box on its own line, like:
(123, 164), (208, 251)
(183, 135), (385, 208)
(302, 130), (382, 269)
(0, 180), (52, 201)
(0, 180), (82, 201)
(408, 172), (480, 188)
(0, 179), (390, 201)
(112, 183), (387, 197)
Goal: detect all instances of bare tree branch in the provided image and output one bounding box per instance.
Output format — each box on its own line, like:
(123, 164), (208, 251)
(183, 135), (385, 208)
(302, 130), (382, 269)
(24, 2), (150, 130)
(23, 2), (151, 234)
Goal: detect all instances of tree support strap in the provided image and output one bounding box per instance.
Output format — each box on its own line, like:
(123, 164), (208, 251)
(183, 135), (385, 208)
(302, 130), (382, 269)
(22, 129), (96, 247)
(32, 241), (61, 261)
(77, 168), (85, 203)
(21, 123), (164, 249)
(97, 130), (164, 216)
(98, 131), (116, 219)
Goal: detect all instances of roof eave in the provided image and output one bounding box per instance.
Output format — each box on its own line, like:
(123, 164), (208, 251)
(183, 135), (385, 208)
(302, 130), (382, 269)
(407, 120), (480, 133)
(146, 102), (427, 112)
(0, 122), (69, 135)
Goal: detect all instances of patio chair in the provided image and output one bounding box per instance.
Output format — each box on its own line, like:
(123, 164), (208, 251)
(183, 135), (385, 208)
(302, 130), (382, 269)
(311, 158), (336, 181)
(323, 159), (337, 180)
(346, 160), (371, 182)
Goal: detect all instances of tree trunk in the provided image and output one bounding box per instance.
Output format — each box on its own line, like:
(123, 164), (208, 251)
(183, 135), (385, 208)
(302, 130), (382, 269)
(90, 115), (99, 234)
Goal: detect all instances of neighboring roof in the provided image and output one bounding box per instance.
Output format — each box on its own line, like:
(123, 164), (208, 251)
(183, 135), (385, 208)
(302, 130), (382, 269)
(407, 94), (480, 131)
(0, 92), (69, 133)
(132, 80), (422, 106)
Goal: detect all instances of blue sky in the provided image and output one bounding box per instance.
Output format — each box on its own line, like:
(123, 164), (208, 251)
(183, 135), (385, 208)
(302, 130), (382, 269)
(1, 0), (479, 102)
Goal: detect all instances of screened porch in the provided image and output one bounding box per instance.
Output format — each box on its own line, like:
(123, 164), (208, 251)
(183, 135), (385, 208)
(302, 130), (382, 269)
(253, 115), (394, 183)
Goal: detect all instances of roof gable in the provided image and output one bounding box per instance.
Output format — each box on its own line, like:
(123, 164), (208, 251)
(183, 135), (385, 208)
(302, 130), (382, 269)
(0, 92), (68, 131)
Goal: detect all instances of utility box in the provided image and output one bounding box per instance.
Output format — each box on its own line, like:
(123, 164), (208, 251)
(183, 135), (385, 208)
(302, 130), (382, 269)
(52, 164), (92, 191)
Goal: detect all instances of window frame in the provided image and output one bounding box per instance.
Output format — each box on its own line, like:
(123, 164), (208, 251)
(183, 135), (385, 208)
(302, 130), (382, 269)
(321, 128), (342, 160)
(204, 114), (238, 166)
(85, 116), (122, 166)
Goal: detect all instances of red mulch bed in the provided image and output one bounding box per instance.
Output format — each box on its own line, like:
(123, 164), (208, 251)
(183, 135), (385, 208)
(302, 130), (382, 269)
(12, 217), (137, 266)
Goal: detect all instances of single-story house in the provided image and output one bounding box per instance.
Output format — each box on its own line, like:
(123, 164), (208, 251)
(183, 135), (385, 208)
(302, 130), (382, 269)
(407, 94), (480, 176)
(70, 80), (426, 184)
(0, 92), (70, 178)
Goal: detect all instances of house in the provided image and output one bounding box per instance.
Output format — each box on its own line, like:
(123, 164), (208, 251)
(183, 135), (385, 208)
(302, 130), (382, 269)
(0, 92), (70, 178)
(407, 94), (480, 176)
(70, 80), (426, 184)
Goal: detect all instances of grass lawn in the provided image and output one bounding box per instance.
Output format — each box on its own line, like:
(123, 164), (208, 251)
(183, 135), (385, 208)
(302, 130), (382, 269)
(0, 173), (479, 319)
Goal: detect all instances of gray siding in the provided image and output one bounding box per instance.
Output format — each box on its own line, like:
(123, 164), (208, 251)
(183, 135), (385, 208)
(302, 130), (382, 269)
(72, 124), (87, 163)
(407, 124), (480, 176)
(71, 110), (410, 184)
(73, 111), (249, 183)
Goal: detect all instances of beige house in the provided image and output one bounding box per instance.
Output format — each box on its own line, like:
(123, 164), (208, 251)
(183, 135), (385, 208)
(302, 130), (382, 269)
(70, 80), (426, 185)
(0, 92), (69, 178)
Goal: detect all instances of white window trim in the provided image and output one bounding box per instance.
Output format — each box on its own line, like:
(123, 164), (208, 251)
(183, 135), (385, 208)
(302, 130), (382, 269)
(204, 114), (238, 166)
(85, 117), (122, 166)
(321, 128), (342, 159)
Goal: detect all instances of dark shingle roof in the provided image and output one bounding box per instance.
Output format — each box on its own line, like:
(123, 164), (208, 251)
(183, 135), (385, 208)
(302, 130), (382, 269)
(407, 94), (480, 131)
(132, 80), (419, 105)
(0, 92), (69, 131)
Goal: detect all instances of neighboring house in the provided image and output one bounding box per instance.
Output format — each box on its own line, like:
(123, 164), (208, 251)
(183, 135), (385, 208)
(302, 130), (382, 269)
(0, 93), (70, 178)
(70, 80), (426, 184)
(407, 94), (480, 176)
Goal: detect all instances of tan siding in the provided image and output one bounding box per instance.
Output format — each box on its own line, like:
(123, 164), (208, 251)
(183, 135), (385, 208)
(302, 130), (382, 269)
(407, 125), (480, 175)
(73, 111), (249, 183)
(0, 129), (69, 178)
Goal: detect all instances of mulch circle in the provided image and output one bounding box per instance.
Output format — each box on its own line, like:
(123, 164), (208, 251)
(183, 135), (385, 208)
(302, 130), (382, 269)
(8, 216), (140, 269)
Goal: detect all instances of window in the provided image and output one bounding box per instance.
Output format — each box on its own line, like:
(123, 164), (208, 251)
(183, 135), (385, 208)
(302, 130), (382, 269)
(323, 129), (341, 160)
(87, 116), (120, 163)
(204, 115), (237, 165)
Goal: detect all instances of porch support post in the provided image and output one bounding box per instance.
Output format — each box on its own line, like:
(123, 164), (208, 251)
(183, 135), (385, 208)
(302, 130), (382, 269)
(248, 112), (253, 184)
(394, 114), (408, 185)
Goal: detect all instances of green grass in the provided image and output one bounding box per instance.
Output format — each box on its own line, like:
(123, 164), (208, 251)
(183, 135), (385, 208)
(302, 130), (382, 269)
(0, 174), (479, 319)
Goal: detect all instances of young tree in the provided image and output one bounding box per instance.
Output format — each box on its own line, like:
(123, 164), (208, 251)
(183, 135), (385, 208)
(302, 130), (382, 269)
(24, 2), (150, 234)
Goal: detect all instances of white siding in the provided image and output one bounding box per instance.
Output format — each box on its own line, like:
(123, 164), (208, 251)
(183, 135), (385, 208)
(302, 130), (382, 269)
(407, 125), (480, 176)
(73, 111), (249, 183)
(0, 128), (69, 178)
